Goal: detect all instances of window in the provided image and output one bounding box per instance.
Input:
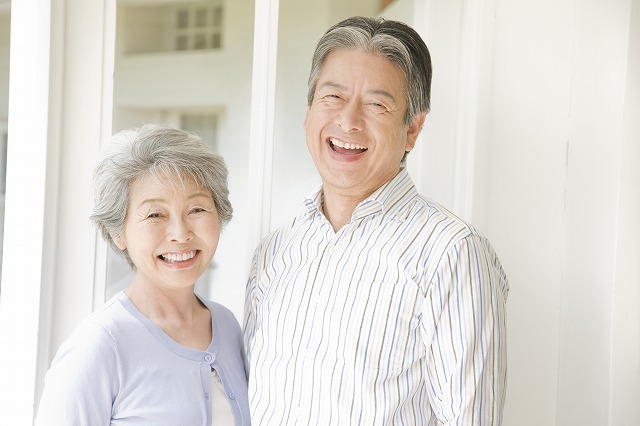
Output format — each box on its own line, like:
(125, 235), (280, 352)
(181, 113), (218, 150)
(171, 3), (223, 51)
(119, 1), (224, 55)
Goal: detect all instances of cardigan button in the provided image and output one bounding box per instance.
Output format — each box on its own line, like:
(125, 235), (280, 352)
(228, 392), (235, 400)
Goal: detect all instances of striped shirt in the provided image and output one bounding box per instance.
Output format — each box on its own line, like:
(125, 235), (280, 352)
(243, 168), (509, 425)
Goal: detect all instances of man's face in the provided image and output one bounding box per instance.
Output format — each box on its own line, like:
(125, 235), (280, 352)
(304, 48), (425, 201)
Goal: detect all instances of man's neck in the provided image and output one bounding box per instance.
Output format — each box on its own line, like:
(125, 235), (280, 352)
(320, 169), (404, 231)
(321, 188), (367, 232)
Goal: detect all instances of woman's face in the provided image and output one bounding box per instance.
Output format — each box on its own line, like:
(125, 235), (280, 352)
(112, 172), (221, 293)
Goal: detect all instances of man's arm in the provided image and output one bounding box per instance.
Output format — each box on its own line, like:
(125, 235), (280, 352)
(243, 250), (262, 368)
(420, 235), (509, 425)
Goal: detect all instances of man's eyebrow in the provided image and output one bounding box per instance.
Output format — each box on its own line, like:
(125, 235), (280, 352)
(368, 89), (397, 103)
(318, 81), (347, 91)
(318, 81), (397, 103)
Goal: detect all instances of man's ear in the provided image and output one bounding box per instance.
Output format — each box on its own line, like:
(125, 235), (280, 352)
(110, 232), (127, 251)
(405, 112), (427, 152)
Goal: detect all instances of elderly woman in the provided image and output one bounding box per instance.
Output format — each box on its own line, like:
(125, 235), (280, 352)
(36, 125), (250, 425)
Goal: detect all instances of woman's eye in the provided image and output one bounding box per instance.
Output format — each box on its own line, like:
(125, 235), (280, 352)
(147, 212), (162, 219)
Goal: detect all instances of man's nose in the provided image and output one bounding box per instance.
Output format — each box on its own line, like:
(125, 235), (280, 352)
(336, 101), (364, 132)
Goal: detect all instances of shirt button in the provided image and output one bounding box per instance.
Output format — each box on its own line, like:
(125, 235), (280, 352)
(228, 392), (235, 400)
(204, 353), (214, 362)
(327, 246), (336, 255)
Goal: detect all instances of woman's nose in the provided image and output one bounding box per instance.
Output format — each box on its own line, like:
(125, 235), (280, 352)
(167, 216), (193, 243)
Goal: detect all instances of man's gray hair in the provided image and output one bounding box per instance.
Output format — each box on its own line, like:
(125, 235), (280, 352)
(90, 124), (233, 268)
(307, 16), (432, 124)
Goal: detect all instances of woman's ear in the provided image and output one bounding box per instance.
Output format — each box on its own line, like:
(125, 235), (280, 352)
(110, 232), (127, 251)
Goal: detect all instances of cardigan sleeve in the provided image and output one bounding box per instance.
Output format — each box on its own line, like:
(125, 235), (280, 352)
(35, 319), (121, 426)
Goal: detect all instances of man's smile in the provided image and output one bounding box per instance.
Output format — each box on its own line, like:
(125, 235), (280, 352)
(329, 137), (368, 154)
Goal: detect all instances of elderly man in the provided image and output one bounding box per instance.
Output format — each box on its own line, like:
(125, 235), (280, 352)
(244, 16), (509, 425)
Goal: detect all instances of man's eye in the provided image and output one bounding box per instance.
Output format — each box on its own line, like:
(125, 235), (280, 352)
(367, 102), (387, 112)
(147, 213), (161, 219)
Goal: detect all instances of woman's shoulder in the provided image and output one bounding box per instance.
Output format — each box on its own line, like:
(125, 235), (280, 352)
(199, 297), (241, 329)
(64, 291), (152, 355)
(82, 291), (138, 333)
(46, 302), (124, 382)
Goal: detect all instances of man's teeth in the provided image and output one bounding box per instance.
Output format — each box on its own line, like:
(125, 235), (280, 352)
(330, 138), (366, 150)
(161, 251), (196, 262)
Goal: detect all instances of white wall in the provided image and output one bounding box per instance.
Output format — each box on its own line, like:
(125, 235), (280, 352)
(460, 0), (639, 424)
(610, 0), (640, 423)
(472, 1), (572, 422)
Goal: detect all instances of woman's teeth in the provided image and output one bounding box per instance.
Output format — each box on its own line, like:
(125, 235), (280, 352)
(161, 251), (196, 262)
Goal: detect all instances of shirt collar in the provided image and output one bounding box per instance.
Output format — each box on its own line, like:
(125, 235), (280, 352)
(303, 167), (418, 222)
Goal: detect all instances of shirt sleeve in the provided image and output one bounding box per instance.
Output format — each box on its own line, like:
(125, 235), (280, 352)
(35, 320), (121, 426)
(420, 235), (509, 425)
(243, 249), (262, 367)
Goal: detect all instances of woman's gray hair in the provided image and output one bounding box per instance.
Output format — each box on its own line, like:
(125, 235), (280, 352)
(90, 124), (233, 268)
(307, 16), (432, 124)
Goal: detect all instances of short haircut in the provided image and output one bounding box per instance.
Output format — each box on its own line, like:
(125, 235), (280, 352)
(90, 124), (233, 268)
(307, 16), (432, 124)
